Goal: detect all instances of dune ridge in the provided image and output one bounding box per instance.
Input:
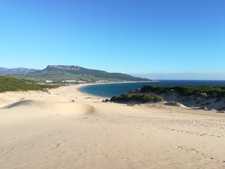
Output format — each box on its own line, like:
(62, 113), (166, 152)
(2, 99), (95, 115)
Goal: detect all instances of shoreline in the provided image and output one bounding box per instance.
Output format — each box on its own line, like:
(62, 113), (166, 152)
(77, 82), (225, 112)
(75, 83), (109, 99)
(76, 80), (158, 98)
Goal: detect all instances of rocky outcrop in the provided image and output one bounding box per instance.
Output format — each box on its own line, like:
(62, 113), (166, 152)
(47, 65), (81, 71)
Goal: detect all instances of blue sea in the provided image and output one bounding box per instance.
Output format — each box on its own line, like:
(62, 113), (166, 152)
(78, 80), (225, 98)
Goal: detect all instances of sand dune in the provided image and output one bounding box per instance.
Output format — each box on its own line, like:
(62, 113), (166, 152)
(0, 85), (225, 169)
(3, 100), (95, 115)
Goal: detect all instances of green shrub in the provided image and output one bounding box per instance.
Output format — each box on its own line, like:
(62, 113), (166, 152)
(140, 85), (225, 98)
(110, 93), (163, 103)
(0, 76), (45, 92)
(200, 105), (207, 110)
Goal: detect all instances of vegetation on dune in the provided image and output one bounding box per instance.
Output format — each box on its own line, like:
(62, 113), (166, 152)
(0, 76), (46, 92)
(110, 93), (163, 103)
(140, 85), (225, 98)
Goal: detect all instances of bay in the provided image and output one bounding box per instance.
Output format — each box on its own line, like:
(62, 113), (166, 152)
(78, 80), (225, 98)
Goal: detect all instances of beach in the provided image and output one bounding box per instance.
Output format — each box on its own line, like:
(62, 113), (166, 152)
(0, 84), (225, 169)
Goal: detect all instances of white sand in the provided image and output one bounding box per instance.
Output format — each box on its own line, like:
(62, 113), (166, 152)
(0, 84), (225, 169)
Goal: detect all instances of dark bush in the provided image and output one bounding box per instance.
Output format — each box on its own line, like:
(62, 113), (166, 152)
(110, 93), (163, 103)
(139, 85), (225, 98)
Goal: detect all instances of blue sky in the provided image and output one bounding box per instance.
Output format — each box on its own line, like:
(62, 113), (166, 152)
(0, 0), (225, 79)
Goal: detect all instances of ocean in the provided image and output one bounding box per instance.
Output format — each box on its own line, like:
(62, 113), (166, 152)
(78, 80), (225, 98)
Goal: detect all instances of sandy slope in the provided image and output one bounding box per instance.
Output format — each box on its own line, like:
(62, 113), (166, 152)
(0, 85), (225, 169)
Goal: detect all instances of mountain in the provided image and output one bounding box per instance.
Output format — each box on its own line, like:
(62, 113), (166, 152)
(13, 65), (151, 82)
(0, 67), (39, 74)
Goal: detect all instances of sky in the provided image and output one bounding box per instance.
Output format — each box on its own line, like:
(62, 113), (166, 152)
(0, 0), (225, 79)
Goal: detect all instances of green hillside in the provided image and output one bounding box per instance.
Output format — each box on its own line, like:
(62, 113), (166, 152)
(11, 65), (150, 82)
(0, 76), (44, 92)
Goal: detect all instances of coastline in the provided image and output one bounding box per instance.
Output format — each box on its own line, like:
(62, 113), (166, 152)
(0, 85), (225, 169)
(77, 81), (158, 98)
(76, 83), (109, 99)
(76, 83), (109, 98)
